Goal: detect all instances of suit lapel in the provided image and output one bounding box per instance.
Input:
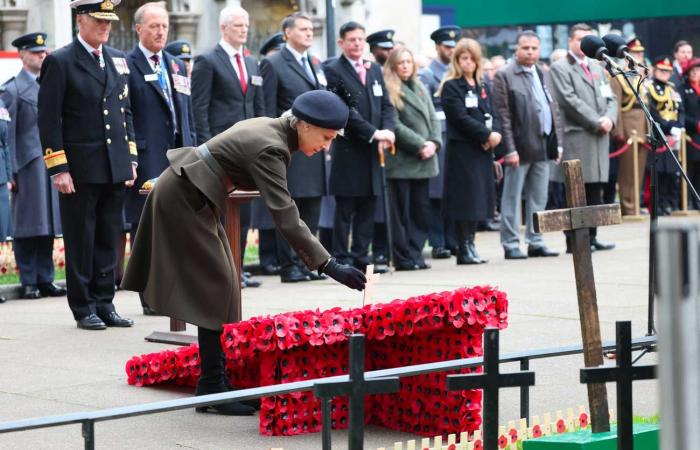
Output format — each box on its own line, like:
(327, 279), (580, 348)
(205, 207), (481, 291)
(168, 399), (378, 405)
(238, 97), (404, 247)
(16, 70), (38, 106)
(281, 47), (316, 88)
(215, 45), (244, 97)
(103, 50), (119, 97)
(401, 82), (430, 125)
(132, 46), (169, 106)
(73, 40), (106, 86)
(339, 55), (365, 90)
(244, 55), (257, 98)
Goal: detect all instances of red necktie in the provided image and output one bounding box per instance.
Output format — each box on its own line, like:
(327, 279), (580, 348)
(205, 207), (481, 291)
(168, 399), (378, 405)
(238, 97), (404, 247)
(235, 53), (247, 95)
(355, 61), (366, 86)
(580, 63), (593, 83)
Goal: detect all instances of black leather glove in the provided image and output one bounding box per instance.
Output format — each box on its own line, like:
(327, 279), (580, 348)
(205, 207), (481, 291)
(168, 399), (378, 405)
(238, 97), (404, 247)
(319, 257), (367, 291)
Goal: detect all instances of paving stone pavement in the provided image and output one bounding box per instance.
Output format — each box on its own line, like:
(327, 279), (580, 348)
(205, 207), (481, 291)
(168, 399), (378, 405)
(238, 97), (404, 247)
(0, 217), (680, 449)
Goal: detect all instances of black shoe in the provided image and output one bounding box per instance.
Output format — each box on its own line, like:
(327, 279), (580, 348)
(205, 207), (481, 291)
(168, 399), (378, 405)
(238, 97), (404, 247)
(431, 247), (452, 259)
(372, 264), (389, 274)
(260, 264), (281, 276)
(591, 239), (615, 251)
(456, 243), (480, 265)
(395, 263), (419, 271)
(301, 266), (327, 281)
(241, 274), (262, 288)
(98, 311), (134, 327)
(504, 248), (528, 260)
(416, 261), (431, 270)
(22, 285), (42, 299)
(142, 305), (163, 316)
(195, 384), (256, 416)
(38, 282), (66, 297)
(527, 246), (560, 257)
(0, 296), (6, 303)
(373, 254), (388, 265)
(77, 314), (107, 330)
(280, 266), (311, 283)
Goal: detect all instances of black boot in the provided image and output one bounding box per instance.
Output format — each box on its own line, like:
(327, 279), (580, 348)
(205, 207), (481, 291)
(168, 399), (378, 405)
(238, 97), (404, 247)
(196, 327), (255, 416)
(456, 221), (480, 265)
(468, 239), (488, 264)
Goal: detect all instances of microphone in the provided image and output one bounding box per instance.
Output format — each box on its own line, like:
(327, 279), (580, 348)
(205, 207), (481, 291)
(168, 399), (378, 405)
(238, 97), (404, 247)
(580, 35), (623, 72)
(602, 34), (648, 71)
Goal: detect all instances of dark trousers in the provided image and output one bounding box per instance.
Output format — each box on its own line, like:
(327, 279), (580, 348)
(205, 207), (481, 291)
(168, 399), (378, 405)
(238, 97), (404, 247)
(258, 228), (279, 267)
(687, 161), (700, 209)
(372, 222), (387, 259)
(319, 227), (333, 253)
(60, 183), (125, 320)
(428, 198), (457, 249)
(239, 202), (251, 264)
(389, 179), (430, 267)
(13, 236), (55, 286)
(332, 195), (376, 268)
(276, 196), (321, 269)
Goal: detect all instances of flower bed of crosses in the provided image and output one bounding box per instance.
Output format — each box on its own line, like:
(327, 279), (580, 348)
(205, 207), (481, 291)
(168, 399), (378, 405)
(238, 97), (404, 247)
(0, 239), (66, 276)
(125, 286), (508, 437)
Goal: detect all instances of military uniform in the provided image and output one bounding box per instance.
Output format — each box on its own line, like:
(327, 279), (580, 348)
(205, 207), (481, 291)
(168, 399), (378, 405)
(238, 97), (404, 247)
(38, 0), (136, 327)
(1, 33), (63, 297)
(611, 38), (649, 216)
(418, 25), (461, 258)
(648, 55), (685, 213)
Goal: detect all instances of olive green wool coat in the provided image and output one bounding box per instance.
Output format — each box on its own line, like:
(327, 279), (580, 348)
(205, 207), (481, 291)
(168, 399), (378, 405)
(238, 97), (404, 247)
(121, 117), (330, 330)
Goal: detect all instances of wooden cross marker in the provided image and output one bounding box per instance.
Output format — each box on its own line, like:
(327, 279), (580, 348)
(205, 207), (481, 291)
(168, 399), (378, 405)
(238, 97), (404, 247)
(580, 321), (657, 450)
(363, 264), (381, 305)
(313, 334), (400, 450)
(533, 159), (621, 433)
(446, 328), (535, 450)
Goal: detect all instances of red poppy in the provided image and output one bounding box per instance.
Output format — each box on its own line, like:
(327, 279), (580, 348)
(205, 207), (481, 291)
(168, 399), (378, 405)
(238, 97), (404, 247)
(509, 427), (518, 443)
(473, 439), (483, 450)
(557, 418), (567, 433)
(171, 60), (179, 74)
(532, 424), (543, 438)
(498, 434), (508, 448)
(579, 412), (589, 428)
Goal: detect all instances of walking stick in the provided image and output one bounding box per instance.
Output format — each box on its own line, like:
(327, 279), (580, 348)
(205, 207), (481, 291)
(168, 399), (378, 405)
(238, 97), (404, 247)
(379, 143), (396, 269)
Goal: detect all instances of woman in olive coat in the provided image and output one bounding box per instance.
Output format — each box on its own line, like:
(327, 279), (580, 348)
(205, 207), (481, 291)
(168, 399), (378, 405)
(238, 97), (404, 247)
(384, 47), (442, 270)
(122, 91), (366, 416)
(439, 38), (502, 264)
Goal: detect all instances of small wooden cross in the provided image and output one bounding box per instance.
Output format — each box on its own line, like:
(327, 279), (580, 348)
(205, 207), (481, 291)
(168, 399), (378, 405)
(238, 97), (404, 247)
(313, 334), (400, 450)
(446, 328), (535, 450)
(533, 159), (622, 433)
(580, 321), (657, 450)
(363, 264), (381, 305)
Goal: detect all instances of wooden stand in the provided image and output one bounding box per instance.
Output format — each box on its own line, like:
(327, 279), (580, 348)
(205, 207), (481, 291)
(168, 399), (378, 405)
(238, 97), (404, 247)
(622, 131), (646, 222)
(143, 189), (260, 346)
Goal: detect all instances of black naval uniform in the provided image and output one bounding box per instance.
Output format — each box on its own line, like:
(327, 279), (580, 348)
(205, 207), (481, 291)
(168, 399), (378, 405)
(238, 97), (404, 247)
(38, 39), (137, 322)
(648, 77), (685, 213)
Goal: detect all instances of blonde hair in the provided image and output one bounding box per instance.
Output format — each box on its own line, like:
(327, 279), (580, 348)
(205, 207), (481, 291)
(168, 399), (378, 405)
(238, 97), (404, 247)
(437, 38), (483, 96)
(383, 47), (416, 110)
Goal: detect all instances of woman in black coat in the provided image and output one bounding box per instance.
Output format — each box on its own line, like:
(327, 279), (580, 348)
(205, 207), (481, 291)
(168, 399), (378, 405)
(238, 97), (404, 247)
(440, 38), (501, 264)
(682, 58), (700, 208)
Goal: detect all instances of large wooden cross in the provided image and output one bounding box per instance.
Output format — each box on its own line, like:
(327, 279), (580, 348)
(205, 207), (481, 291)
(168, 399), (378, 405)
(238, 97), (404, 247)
(533, 159), (622, 433)
(446, 328), (535, 450)
(580, 321), (657, 450)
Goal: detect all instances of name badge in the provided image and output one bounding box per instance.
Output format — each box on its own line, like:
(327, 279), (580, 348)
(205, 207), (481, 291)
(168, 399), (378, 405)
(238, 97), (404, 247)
(172, 74), (191, 95)
(0, 107), (10, 122)
(484, 113), (493, 130)
(599, 83), (613, 99)
(372, 80), (383, 97)
(251, 75), (263, 86)
(144, 73), (158, 82)
(465, 91), (478, 108)
(435, 110), (446, 121)
(112, 57), (130, 75)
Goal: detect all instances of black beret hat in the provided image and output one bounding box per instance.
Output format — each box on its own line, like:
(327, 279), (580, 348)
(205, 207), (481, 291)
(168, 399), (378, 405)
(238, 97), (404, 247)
(260, 32), (285, 56)
(165, 39), (193, 60)
(292, 90), (349, 131)
(430, 26), (462, 47)
(367, 29), (395, 49)
(11, 32), (47, 52)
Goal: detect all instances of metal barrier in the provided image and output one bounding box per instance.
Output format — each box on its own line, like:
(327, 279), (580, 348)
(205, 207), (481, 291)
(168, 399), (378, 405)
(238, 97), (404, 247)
(0, 335), (657, 449)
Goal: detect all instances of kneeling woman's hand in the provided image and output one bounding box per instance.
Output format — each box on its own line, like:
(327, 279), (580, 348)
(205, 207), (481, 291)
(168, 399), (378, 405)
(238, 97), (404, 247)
(320, 257), (367, 291)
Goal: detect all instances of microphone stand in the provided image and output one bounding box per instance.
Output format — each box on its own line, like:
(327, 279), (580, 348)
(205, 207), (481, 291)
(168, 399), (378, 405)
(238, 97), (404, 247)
(600, 56), (700, 336)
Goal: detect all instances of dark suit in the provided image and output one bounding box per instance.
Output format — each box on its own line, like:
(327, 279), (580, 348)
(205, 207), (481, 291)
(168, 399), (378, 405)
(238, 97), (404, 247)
(259, 46), (325, 271)
(38, 39), (136, 320)
(324, 55), (395, 267)
(2, 70), (62, 287)
(125, 46), (196, 226)
(191, 43), (265, 262)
